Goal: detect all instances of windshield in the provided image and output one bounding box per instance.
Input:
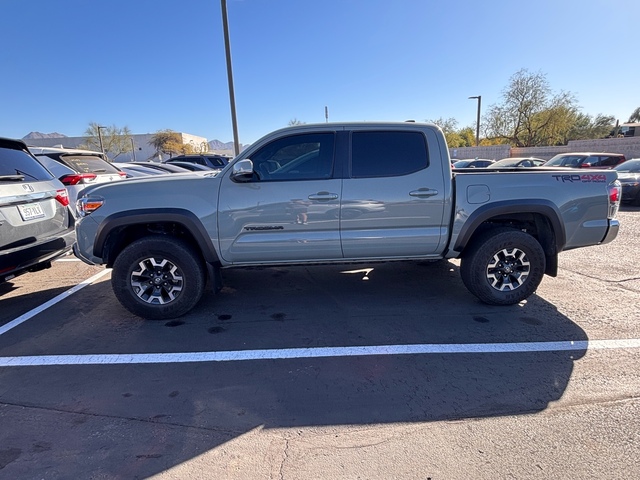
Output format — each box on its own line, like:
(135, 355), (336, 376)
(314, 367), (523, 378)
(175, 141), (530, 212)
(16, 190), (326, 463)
(545, 155), (585, 167)
(0, 147), (54, 181)
(614, 160), (640, 173)
(63, 155), (122, 174)
(453, 160), (471, 168)
(490, 159), (520, 167)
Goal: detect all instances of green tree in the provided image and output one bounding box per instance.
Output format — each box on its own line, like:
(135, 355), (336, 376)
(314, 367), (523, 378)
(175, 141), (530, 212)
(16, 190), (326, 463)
(81, 122), (133, 160)
(458, 127), (477, 147)
(149, 130), (194, 159)
(484, 69), (578, 147)
(629, 107), (640, 123)
(566, 113), (615, 141)
(427, 117), (475, 148)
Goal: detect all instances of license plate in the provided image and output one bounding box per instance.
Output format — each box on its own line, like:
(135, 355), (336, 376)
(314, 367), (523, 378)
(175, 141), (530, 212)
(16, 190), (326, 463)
(17, 202), (46, 221)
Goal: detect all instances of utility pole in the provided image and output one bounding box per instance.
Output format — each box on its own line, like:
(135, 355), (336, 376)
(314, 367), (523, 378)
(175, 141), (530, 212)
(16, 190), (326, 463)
(130, 138), (136, 161)
(221, 0), (240, 156)
(468, 96), (481, 147)
(325, 106), (329, 123)
(97, 126), (106, 156)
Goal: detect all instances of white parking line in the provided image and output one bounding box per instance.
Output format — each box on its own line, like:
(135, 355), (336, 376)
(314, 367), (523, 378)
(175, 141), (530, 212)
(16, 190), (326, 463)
(1, 339), (639, 367)
(0, 269), (111, 336)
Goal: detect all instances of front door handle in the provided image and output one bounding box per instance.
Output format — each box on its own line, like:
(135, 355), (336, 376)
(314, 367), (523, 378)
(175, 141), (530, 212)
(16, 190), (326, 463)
(308, 192), (339, 201)
(409, 188), (438, 198)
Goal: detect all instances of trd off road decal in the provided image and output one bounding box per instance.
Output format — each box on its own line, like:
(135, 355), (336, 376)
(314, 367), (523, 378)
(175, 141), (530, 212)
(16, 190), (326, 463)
(552, 174), (607, 183)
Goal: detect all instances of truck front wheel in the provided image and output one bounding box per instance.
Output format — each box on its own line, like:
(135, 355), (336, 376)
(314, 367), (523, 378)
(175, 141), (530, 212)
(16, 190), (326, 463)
(111, 236), (206, 319)
(460, 227), (545, 305)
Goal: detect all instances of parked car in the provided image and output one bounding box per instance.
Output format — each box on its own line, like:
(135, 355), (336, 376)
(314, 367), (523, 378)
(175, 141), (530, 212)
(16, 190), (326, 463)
(487, 157), (546, 168)
(543, 152), (626, 169)
(112, 163), (167, 178)
(163, 154), (230, 169)
(1, 137), (75, 283)
(29, 146), (127, 210)
(452, 158), (495, 168)
(127, 162), (191, 174)
(163, 161), (216, 172)
(614, 158), (640, 205)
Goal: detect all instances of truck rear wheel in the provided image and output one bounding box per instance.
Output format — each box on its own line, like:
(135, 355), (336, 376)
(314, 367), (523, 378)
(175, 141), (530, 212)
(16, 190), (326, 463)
(111, 236), (206, 319)
(460, 227), (545, 305)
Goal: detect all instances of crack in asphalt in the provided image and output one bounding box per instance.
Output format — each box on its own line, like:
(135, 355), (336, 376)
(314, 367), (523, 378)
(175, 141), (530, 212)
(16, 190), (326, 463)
(279, 439), (290, 480)
(0, 401), (245, 437)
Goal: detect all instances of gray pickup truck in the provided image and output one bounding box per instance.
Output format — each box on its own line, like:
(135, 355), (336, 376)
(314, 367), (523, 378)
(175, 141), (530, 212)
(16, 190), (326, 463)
(73, 122), (621, 319)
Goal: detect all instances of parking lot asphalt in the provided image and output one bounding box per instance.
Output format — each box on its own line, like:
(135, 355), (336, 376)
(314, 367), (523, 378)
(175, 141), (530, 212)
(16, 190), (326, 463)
(1, 206), (639, 479)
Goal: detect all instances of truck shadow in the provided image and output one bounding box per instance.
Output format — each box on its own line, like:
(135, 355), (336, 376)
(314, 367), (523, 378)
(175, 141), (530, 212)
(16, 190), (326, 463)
(0, 261), (588, 478)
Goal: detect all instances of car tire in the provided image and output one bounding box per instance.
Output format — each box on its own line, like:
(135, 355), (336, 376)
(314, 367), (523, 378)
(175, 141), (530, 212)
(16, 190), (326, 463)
(111, 235), (206, 319)
(460, 227), (545, 306)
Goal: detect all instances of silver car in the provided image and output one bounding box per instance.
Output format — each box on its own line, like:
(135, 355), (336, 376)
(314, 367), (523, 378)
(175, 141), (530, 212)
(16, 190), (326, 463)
(0, 138), (75, 283)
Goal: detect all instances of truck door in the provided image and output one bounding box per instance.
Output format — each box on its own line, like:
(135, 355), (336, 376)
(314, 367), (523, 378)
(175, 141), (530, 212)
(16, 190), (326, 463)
(340, 129), (447, 258)
(217, 132), (342, 263)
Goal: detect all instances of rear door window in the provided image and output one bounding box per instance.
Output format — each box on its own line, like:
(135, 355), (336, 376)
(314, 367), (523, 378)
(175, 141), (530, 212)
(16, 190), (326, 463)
(350, 131), (428, 178)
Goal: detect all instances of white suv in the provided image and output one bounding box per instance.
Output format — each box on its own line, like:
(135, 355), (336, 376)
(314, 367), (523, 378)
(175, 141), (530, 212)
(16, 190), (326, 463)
(29, 146), (127, 212)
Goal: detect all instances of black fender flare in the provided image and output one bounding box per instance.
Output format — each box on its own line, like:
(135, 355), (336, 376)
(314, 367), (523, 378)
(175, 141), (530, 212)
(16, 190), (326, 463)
(453, 200), (567, 254)
(94, 208), (220, 264)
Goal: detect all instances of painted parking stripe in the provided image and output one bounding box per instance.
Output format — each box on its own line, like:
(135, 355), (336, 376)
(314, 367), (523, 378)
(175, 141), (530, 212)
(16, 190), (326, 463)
(0, 269), (111, 336)
(1, 338), (640, 367)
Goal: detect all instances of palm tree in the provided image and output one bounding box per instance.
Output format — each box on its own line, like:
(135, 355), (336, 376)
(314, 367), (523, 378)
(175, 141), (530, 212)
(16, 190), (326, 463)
(628, 107), (640, 123)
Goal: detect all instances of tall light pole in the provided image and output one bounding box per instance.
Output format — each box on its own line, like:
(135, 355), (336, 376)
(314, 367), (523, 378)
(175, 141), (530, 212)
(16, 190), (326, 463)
(221, 0), (240, 156)
(468, 96), (481, 147)
(97, 126), (107, 156)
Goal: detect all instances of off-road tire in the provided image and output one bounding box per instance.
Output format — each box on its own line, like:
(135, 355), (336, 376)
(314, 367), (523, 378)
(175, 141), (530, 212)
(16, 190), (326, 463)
(112, 235), (206, 319)
(460, 227), (545, 305)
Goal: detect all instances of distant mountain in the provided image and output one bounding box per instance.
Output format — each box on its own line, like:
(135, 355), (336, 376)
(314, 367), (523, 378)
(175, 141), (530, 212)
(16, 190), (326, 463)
(23, 132), (68, 139)
(208, 139), (245, 151)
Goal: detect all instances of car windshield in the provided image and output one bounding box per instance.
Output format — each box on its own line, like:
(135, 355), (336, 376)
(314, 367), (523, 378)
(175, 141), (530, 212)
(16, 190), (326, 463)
(0, 147), (54, 181)
(63, 155), (122, 174)
(453, 160), (472, 168)
(206, 156), (227, 167)
(614, 160), (640, 173)
(490, 159), (520, 167)
(545, 155), (585, 167)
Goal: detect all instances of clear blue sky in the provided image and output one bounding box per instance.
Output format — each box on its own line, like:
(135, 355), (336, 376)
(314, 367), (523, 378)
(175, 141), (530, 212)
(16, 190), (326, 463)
(2, 0), (638, 145)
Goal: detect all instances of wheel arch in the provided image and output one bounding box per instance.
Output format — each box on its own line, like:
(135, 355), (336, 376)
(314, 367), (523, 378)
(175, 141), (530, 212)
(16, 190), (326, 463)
(454, 200), (565, 277)
(94, 208), (220, 268)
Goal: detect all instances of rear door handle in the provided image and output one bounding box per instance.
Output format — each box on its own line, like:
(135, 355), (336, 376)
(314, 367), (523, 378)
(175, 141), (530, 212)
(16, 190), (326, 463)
(409, 188), (438, 198)
(308, 192), (339, 201)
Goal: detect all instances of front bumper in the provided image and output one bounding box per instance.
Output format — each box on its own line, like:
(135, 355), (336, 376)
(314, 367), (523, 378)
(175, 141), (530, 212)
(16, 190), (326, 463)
(72, 242), (97, 266)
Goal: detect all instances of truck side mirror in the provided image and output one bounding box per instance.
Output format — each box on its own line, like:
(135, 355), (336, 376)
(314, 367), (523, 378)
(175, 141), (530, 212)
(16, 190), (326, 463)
(231, 159), (254, 182)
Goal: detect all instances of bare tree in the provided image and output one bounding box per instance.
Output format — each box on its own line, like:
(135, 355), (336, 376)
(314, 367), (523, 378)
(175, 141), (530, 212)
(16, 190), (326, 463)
(81, 123), (133, 160)
(484, 69), (578, 147)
